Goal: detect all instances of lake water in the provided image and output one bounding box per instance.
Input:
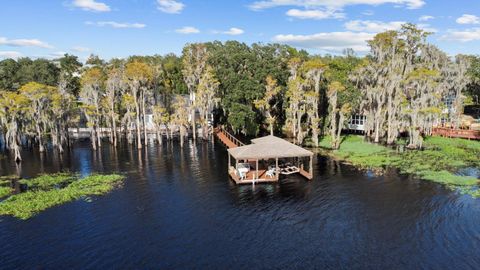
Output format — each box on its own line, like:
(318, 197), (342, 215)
(1, 139), (479, 269)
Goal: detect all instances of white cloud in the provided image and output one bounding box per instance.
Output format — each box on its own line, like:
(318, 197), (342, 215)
(175, 26), (200, 34)
(157, 0), (185, 14)
(0, 37), (53, 48)
(441, 28), (480, 42)
(344, 20), (436, 33)
(362, 10), (374, 16)
(456, 14), (480, 25)
(50, 51), (67, 58)
(345, 20), (404, 32)
(286, 9), (345, 20)
(72, 46), (90, 52)
(72, 0), (110, 12)
(273, 31), (375, 52)
(214, 27), (245, 35)
(249, 0), (425, 10)
(419, 15), (434, 21)
(0, 51), (23, 59)
(418, 23), (437, 33)
(86, 21), (146, 28)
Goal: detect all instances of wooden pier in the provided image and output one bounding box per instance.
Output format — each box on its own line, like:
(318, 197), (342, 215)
(432, 127), (480, 140)
(214, 127), (244, 148)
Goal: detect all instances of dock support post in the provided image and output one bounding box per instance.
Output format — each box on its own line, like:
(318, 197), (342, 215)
(256, 159), (259, 180)
(228, 152), (231, 171)
(275, 158), (279, 179)
(309, 155), (313, 179)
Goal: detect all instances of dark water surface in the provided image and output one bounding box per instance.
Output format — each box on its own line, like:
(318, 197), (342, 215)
(1, 139), (479, 269)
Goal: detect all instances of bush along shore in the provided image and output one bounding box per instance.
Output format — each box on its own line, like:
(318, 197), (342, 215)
(317, 135), (480, 197)
(0, 173), (125, 220)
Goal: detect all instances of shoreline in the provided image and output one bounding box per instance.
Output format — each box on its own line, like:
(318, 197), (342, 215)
(312, 135), (480, 197)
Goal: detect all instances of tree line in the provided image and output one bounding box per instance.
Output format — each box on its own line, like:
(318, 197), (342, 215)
(0, 24), (479, 162)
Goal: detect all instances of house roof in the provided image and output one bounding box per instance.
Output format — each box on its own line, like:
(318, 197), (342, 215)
(227, 135), (313, 160)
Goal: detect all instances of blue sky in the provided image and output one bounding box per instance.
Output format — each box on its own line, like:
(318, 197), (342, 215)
(0, 0), (479, 61)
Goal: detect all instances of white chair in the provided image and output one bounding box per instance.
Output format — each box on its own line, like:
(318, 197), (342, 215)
(238, 170), (246, 180)
(265, 168), (275, 178)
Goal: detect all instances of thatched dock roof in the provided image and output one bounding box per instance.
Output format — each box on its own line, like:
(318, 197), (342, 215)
(227, 135), (313, 160)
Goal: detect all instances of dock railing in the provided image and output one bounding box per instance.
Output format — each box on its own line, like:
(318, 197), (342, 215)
(215, 126), (245, 147)
(432, 127), (480, 140)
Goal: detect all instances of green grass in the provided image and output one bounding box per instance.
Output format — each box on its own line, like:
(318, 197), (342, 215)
(319, 135), (480, 195)
(0, 174), (125, 220)
(319, 135), (400, 169)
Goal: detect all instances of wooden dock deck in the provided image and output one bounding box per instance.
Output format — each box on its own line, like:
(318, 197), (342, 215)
(432, 127), (480, 140)
(228, 168), (279, 184)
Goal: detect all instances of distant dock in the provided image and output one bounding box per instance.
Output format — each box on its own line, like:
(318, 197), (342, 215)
(215, 127), (313, 184)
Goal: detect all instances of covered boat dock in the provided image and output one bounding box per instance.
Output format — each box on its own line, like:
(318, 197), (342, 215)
(227, 135), (314, 185)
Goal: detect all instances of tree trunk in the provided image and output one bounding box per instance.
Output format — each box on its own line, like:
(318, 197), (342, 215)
(13, 141), (21, 162)
(180, 126), (185, 148)
(110, 113), (115, 145)
(156, 124), (162, 145)
(292, 113), (297, 144)
(36, 123), (44, 153)
(330, 113), (337, 149)
(96, 125), (102, 148)
(296, 111), (302, 145)
(142, 90), (148, 147)
(374, 118), (381, 143)
(56, 125), (64, 154)
(135, 98), (142, 149)
(335, 113), (345, 149)
(127, 123), (133, 144)
(158, 130), (162, 145)
(9, 121), (22, 162)
(2, 132), (6, 151)
(166, 126), (170, 141)
(312, 128), (319, 147)
(91, 127), (97, 150)
(191, 108), (196, 141)
(112, 113), (117, 147)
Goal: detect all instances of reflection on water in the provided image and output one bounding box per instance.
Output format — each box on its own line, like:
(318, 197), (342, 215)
(0, 139), (480, 269)
(457, 167), (480, 178)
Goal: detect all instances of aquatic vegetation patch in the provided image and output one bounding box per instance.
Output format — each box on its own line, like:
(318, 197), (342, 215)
(319, 135), (480, 195)
(0, 175), (18, 185)
(19, 173), (77, 190)
(0, 174), (125, 220)
(418, 170), (478, 186)
(0, 187), (12, 198)
(0, 176), (15, 198)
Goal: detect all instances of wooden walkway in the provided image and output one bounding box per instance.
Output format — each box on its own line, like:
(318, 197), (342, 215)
(432, 127), (480, 140)
(214, 128), (245, 148)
